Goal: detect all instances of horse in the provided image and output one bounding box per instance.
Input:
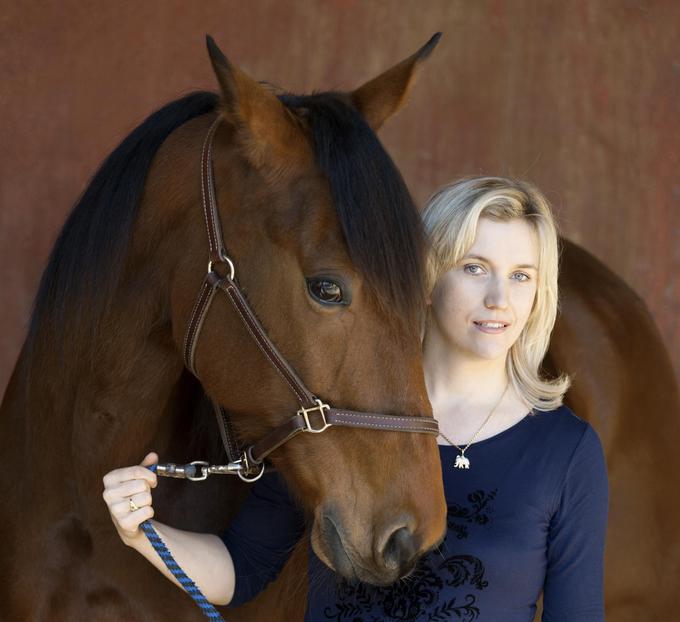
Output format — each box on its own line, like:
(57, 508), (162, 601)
(0, 35), (449, 620)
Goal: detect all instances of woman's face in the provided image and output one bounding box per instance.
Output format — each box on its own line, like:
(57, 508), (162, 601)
(428, 217), (539, 362)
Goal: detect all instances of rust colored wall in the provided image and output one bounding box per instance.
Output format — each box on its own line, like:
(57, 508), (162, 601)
(1, 0), (678, 396)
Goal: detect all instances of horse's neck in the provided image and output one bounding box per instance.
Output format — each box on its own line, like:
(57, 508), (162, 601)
(0, 335), (238, 537)
(2, 283), (190, 498)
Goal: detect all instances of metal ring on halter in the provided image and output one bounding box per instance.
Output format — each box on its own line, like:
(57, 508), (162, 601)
(207, 255), (235, 281)
(235, 449), (266, 483)
(237, 462), (265, 483)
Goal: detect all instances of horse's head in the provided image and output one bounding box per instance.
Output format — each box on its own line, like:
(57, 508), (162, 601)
(169, 35), (446, 585)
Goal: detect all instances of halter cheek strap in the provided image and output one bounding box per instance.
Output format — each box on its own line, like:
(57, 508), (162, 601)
(161, 115), (439, 484)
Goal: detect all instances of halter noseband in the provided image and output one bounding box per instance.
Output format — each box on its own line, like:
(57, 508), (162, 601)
(158, 116), (439, 484)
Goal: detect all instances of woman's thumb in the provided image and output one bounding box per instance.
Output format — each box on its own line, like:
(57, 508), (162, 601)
(141, 452), (158, 467)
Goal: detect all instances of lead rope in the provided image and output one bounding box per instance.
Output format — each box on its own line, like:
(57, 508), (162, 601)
(142, 465), (227, 622)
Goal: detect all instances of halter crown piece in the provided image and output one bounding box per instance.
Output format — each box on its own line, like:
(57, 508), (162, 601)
(157, 116), (440, 484)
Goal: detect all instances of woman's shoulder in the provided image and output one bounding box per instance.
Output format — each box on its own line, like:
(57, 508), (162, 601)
(529, 403), (591, 437)
(525, 404), (604, 466)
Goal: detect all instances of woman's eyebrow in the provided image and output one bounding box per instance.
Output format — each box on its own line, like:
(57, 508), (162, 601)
(464, 254), (538, 271)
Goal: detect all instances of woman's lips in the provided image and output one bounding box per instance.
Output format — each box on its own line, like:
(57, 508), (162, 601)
(473, 320), (510, 334)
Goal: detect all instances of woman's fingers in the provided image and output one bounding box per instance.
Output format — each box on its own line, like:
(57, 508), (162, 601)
(102, 479), (150, 504)
(109, 491), (153, 518)
(118, 505), (155, 536)
(102, 452), (159, 539)
(141, 452), (158, 468)
(103, 464), (157, 489)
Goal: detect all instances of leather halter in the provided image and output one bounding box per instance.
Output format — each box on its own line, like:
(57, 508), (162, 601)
(177, 116), (439, 482)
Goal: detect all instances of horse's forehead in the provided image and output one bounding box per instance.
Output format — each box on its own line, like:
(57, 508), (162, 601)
(268, 171), (349, 255)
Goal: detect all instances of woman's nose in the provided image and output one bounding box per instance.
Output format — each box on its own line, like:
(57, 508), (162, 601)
(484, 277), (509, 309)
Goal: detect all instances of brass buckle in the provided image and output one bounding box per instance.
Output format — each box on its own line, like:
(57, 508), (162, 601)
(298, 399), (331, 434)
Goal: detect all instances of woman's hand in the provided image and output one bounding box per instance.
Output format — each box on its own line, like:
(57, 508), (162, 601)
(102, 452), (158, 542)
(101, 452), (236, 604)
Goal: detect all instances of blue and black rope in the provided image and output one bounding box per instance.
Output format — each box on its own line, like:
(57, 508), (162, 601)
(142, 464), (226, 622)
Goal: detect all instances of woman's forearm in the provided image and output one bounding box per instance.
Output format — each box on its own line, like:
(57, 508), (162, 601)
(102, 456), (236, 605)
(123, 520), (235, 606)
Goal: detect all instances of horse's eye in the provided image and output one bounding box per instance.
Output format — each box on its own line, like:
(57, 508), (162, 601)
(307, 279), (346, 305)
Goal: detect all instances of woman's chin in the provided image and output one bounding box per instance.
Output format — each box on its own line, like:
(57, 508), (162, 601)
(466, 343), (510, 362)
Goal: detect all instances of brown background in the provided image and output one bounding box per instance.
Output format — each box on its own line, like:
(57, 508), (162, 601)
(1, 0), (678, 398)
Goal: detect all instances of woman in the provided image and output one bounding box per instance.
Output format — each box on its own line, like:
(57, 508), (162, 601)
(103, 176), (608, 620)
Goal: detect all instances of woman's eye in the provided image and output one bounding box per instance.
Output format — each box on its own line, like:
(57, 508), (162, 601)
(512, 272), (530, 282)
(307, 279), (346, 305)
(464, 264), (484, 275)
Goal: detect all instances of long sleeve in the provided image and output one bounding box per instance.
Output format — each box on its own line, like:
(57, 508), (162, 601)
(220, 470), (305, 607)
(542, 424), (609, 621)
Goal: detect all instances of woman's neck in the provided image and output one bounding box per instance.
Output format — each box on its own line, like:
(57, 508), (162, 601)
(422, 320), (533, 445)
(422, 323), (509, 410)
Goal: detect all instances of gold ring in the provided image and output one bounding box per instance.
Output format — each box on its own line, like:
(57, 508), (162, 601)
(129, 498), (140, 512)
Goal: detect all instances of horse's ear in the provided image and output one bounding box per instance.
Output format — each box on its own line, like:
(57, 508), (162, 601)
(206, 35), (301, 167)
(350, 33), (442, 131)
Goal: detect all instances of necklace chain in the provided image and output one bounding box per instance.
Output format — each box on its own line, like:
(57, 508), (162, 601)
(438, 382), (511, 456)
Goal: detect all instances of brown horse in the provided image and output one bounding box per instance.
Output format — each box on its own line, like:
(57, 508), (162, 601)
(0, 36), (449, 620)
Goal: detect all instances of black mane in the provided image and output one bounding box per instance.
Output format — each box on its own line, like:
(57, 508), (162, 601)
(26, 91), (219, 356)
(280, 93), (426, 327)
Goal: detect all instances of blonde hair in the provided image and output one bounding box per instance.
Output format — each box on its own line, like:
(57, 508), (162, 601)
(422, 176), (570, 411)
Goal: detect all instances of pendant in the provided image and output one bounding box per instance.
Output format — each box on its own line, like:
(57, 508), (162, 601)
(454, 454), (470, 469)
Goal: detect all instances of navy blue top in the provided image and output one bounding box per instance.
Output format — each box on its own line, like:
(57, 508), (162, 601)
(222, 406), (608, 621)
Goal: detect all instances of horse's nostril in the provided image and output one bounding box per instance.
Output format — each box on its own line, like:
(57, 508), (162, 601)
(380, 526), (416, 571)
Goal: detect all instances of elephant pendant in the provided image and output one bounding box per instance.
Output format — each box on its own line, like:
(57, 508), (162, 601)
(454, 454), (470, 469)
